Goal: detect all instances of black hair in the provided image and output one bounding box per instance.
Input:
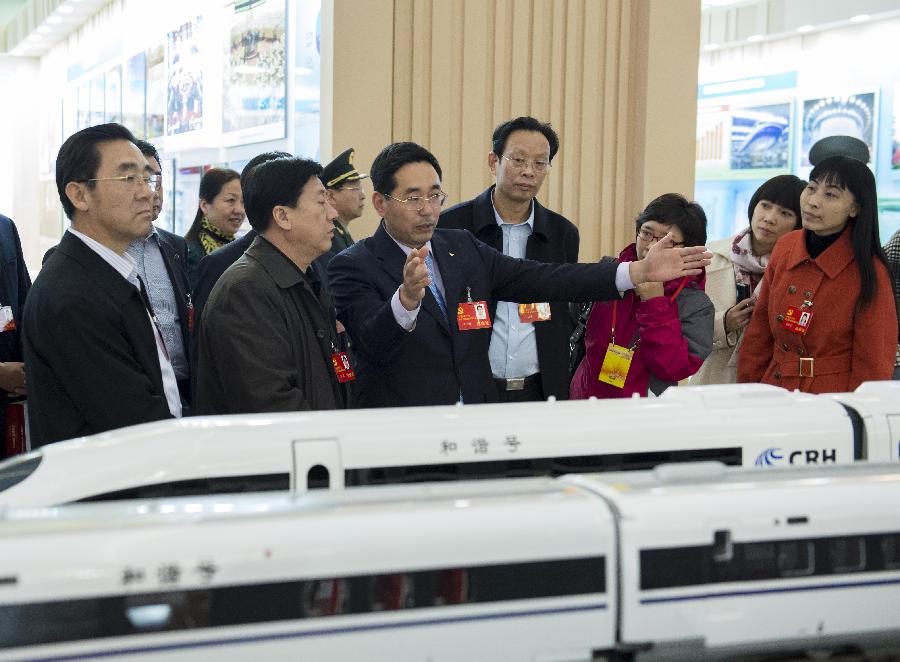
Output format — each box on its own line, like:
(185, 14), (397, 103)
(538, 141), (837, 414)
(243, 157), (323, 233)
(184, 168), (242, 242)
(240, 150), (293, 192)
(634, 193), (708, 248)
(370, 142), (442, 195)
(135, 140), (162, 172)
(492, 116), (560, 162)
(56, 123), (138, 220)
(808, 156), (888, 307)
(747, 174), (806, 229)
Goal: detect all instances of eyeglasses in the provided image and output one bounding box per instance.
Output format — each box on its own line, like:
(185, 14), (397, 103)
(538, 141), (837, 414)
(82, 174), (162, 192)
(383, 191), (448, 211)
(502, 155), (551, 173)
(637, 228), (684, 247)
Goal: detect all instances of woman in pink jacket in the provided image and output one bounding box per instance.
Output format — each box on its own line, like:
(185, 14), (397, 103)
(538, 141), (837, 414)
(570, 194), (714, 399)
(738, 156), (897, 392)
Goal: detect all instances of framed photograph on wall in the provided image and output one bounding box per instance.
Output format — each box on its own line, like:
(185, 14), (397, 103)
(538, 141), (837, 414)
(123, 52), (146, 138)
(221, 0), (287, 146)
(166, 16), (204, 136)
(146, 44), (165, 139)
(105, 65), (122, 124)
(729, 101), (791, 171)
(801, 92), (876, 167)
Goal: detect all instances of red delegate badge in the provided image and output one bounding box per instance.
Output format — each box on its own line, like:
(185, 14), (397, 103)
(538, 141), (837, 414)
(780, 305), (813, 335)
(457, 301), (492, 331)
(518, 303), (551, 323)
(331, 352), (356, 382)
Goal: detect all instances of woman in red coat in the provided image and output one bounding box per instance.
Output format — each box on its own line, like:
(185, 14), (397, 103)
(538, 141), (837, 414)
(738, 156), (897, 393)
(570, 194), (714, 399)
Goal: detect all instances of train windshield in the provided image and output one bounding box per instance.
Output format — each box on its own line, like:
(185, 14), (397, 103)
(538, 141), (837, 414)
(0, 454), (42, 493)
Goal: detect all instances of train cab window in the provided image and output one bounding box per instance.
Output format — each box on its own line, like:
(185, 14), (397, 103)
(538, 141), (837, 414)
(829, 537), (866, 573)
(306, 465), (330, 490)
(0, 454), (42, 493)
(880, 534), (900, 570)
(777, 541), (814, 577)
(77, 473), (289, 503)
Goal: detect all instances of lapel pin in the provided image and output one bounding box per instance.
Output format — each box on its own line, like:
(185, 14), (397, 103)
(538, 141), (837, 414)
(448, 252), (455, 257)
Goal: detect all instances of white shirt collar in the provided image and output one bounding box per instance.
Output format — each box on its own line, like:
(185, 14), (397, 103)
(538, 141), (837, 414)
(67, 227), (138, 283)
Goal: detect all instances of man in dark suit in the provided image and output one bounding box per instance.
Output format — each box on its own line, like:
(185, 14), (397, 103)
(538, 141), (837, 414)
(22, 123), (181, 447)
(440, 116), (578, 402)
(327, 142), (711, 408)
(0, 214), (31, 458)
(130, 140), (192, 407)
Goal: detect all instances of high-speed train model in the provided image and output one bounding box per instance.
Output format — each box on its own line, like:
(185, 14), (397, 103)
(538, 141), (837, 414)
(0, 381), (898, 508)
(1, 462), (900, 661)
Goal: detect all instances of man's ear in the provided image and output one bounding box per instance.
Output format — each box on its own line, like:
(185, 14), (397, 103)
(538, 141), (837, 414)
(65, 181), (91, 213)
(272, 206), (291, 231)
(488, 151), (499, 177)
(372, 191), (388, 218)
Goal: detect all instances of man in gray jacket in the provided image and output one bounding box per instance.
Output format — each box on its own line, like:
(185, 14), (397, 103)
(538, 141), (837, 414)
(194, 157), (350, 414)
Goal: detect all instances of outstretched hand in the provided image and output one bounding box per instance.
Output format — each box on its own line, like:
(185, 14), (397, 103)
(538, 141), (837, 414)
(629, 233), (711, 285)
(399, 247), (431, 311)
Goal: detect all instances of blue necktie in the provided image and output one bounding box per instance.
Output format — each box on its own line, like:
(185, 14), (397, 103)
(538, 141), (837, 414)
(424, 252), (447, 318)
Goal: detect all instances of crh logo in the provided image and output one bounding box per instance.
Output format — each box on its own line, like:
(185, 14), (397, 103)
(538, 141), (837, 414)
(755, 448), (837, 466)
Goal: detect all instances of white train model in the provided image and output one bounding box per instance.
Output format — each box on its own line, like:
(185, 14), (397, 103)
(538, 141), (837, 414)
(0, 381), (898, 508)
(1, 462), (900, 661)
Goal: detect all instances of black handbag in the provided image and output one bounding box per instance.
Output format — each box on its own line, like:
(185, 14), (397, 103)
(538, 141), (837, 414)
(568, 302), (594, 376)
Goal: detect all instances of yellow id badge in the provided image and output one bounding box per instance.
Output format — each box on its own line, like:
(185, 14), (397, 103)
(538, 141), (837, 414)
(598, 343), (633, 388)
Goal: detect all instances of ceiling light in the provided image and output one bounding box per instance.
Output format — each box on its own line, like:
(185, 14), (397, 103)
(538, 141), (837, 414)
(26, 34), (43, 42)
(703, 43), (720, 51)
(10, 48), (24, 56)
(36, 25), (52, 34)
(796, 25), (814, 33)
(850, 14), (870, 22)
(46, 15), (62, 23)
(57, 5), (75, 13)
(747, 34), (764, 42)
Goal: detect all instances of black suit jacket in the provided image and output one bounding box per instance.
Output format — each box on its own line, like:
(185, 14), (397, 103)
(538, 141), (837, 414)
(327, 225), (618, 408)
(439, 186), (580, 399)
(22, 231), (173, 447)
(0, 215), (31, 453)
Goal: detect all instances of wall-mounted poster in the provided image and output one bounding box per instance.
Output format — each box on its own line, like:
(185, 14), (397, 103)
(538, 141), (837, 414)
(222, 0), (286, 146)
(146, 44), (165, 139)
(123, 52), (146, 138)
(695, 105), (731, 176)
(89, 74), (105, 127)
(892, 85), (900, 171)
(159, 158), (175, 232)
(105, 65), (122, 124)
(166, 17), (204, 136)
(801, 93), (876, 167)
(730, 102), (791, 170)
(294, 0), (321, 158)
(173, 165), (206, 236)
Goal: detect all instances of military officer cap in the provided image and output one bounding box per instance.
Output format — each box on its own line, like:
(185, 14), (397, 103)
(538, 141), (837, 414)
(809, 135), (870, 165)
(321, 148), (369, 189)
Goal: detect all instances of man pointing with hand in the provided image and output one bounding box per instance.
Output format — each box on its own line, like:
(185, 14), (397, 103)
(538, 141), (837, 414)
(328, 142), (711, 408)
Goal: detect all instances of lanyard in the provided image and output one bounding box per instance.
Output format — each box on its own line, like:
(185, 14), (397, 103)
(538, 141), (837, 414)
(609, 277), (689, 349)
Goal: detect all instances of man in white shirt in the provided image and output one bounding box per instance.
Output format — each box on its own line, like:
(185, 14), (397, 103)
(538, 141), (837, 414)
(22, 123), (180, 447)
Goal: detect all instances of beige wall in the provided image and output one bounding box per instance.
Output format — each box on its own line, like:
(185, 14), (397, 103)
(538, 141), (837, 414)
(324, 0), (701, 262)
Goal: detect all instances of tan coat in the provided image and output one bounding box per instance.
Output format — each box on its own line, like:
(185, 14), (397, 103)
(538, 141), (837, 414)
(690, 236), (743, 385)
(738, 228), (897, 393)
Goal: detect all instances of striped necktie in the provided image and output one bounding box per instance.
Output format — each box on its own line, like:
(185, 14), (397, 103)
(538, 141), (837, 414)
(424, 252), (447, 318)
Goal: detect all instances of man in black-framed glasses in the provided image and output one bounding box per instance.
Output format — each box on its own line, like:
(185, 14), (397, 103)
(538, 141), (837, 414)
(22, 123), (181, 448)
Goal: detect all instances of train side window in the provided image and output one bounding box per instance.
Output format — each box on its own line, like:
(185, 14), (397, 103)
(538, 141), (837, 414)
(830, 537), (866, 573)
(77, 473), (290, 503)
(880, 534), (900, 570)
(741, 542), (778, 579)
(777, 541), (814, 577)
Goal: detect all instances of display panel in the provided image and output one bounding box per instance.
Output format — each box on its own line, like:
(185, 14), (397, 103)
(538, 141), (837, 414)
(165, 16), (205, 137)
(800, 93), (876, 168)
(730, 102), (791, 171)
(294, 0), (321, 159)
(146, 44), (165, 139)
(222, 0), (286, 146)
(104, 65), (122, 124)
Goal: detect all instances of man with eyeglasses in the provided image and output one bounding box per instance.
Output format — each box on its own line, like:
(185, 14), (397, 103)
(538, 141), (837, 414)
(128, 140), (192, 410)
(440, 116), (578, 403)
(328, 141), (712, 409)
(22, 123), (181, 447)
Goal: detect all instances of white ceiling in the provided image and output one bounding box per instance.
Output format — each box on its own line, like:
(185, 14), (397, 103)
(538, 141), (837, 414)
(3, 0), (112, 57)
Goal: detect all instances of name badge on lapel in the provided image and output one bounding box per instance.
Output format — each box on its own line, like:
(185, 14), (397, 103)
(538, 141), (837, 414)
(0, 306), (15, 333)
(457, 287), (492, 331)
(518, 303), (551, 323)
